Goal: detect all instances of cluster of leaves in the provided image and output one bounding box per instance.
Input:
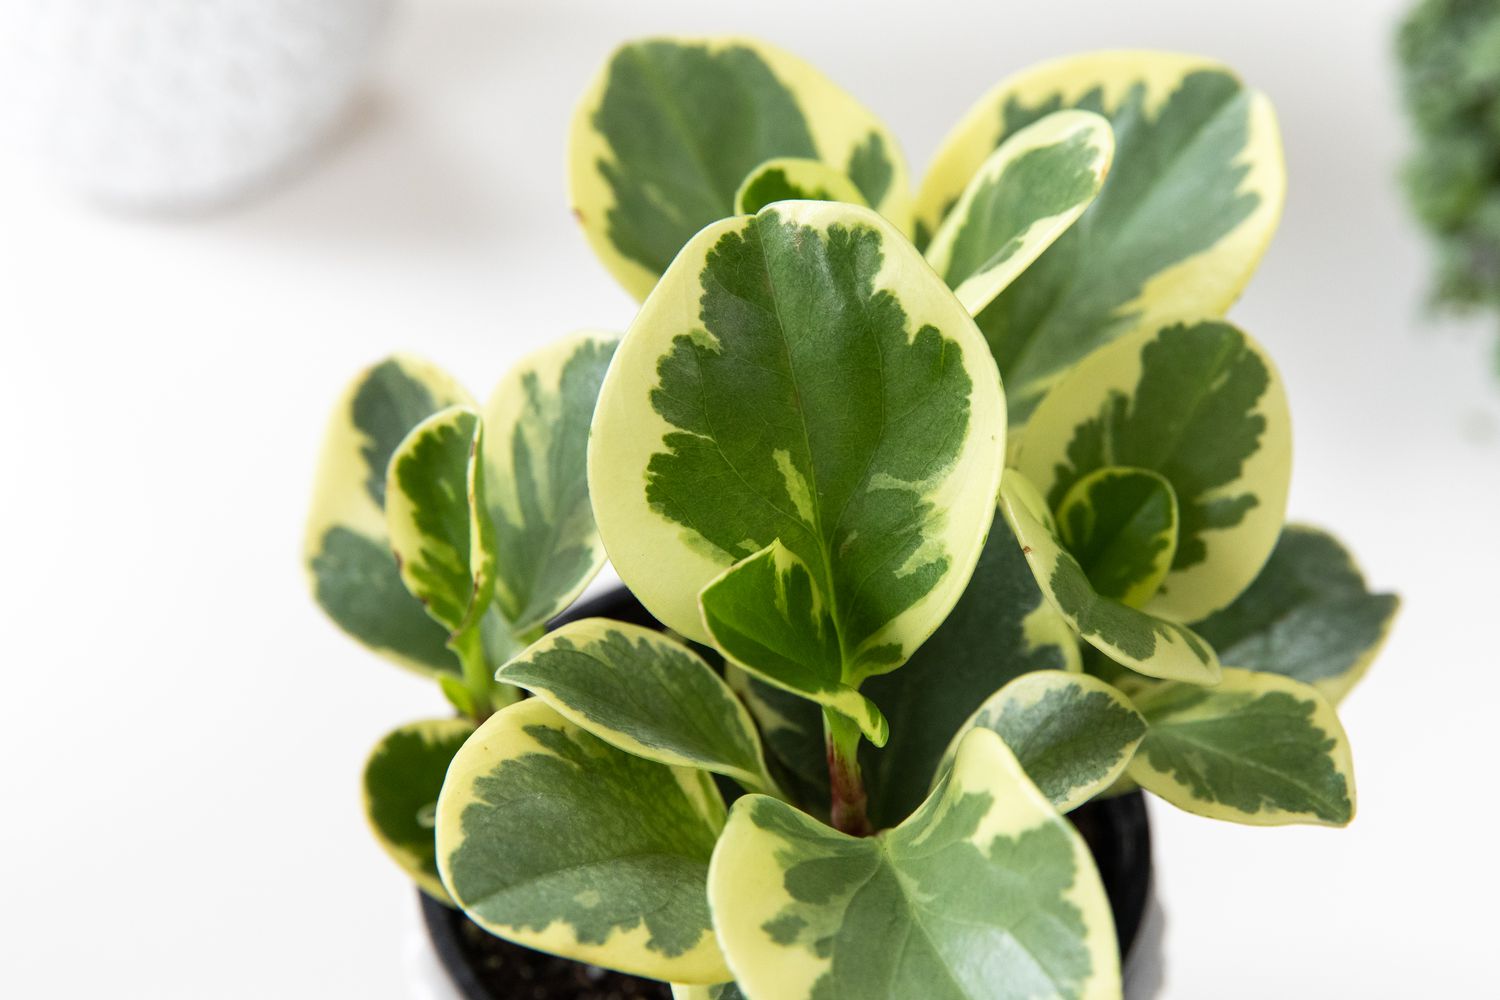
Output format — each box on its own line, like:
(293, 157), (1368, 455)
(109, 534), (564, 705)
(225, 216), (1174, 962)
(305, 37), (1399, 1000)
(1399, 0), (1500, 369)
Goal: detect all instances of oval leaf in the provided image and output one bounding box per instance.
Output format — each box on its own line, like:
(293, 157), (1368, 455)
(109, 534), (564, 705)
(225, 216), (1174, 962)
(484, 332), (618, 635)
(304, 356), (474, 674)
(495, 618), (779, 792)
(940, 671), (1146, 813)
(1126, 667), (1356, 826)
(1191, 524), (1399, 705)
(570, 37), (912, 301)
(437, 698), (731, 983)
(386, 407), (497, 641)
(1056, 466), (1179, 609)
(734, 158), (867, 214)
(1018, 320), (1291, 622)
(589, 201), (1006, 696)
(363, 718), (476, 902)
(1002, 470), (1220, 685)
(924, 109), (1113, 316)
(916, 52), (1285, 423)
(709, 728), (1119, 1000)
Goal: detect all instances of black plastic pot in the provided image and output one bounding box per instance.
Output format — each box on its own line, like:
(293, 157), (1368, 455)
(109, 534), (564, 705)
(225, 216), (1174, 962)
(423, 587), (1164, 999)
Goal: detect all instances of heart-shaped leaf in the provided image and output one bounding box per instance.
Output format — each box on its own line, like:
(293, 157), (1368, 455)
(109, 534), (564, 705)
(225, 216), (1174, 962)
(363, 718), (475, 902)
(1056, 466), (1179, 609)
(917, 53), (1284, 424)
(709, 728), (1119, 1000)
(305, 356), (474, 674)
(734, 158), (867, 214)
(437, 699), (731, 983)
(571, 38), (911, 300)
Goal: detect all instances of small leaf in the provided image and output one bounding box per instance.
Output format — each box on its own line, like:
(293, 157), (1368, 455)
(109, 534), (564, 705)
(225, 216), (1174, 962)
(1126, 667), (1356, 826)
(709, 728), (1119, 1000)
(386, 407), (497, 641)
(1003, 470), (1220, 684)
(495, 618), (779, 792)
(1191, 524), (1399, 704)
(304, 356), (474, 674)
(924, 109), (1113, 316)
(1017, 320), (1291, 622)
(734, 157), (867, 214)
(363, 718), (476, 902)
(1056, 466), (1179, 609)
(940, 671), (1146, 812)
(484, 332), (618, 634)
(437, 699), (730, 983)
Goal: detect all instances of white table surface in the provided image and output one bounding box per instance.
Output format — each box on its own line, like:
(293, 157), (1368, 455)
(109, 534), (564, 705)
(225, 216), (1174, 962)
(2, 1), (1495, 996)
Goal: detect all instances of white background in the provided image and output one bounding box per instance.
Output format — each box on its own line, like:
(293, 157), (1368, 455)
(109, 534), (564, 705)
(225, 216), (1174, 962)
(1, 1), (1495, 996)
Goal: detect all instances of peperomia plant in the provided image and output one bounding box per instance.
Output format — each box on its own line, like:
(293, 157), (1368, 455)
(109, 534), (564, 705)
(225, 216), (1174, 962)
(304, 334), (617, 900)
(308, 36), (1399, 1000)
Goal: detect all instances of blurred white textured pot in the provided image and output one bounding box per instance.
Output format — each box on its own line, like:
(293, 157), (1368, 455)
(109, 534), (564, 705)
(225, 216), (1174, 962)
(0, 0), (393, 212)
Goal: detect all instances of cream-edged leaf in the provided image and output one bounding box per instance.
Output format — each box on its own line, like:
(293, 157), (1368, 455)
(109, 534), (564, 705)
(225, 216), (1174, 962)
(1126, 667), (1355, 826)
(709, 728), (1120, 1000)
(571, 37), (912, 300)
(437, 699), (730, 983)
(916, 52), (1285, 423)
(363, 718), (475, 902)
(1002, 470), (1220, 685)
(1018, 321), (1291, 622)
(734, 158), (867, 214)
(1191, 524), (1399, 705)
(1056, 466), (1179, 609)
(940, 671), (1146, 813)
(386, 407), (497, 641)
(495, 618), (779, 792)
(304, 356), (475, 674)
(925, 109), (1113, 316)
(484, 332), (617, 635)
(589, 201), (1005, 696)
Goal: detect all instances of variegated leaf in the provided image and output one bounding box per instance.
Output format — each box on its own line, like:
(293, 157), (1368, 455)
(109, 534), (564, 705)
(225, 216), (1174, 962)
(1192, 524), (1399, 705)
(304, 356), (474, 674)
(571, 37), (912, 301)
(1126, 667), (1355, 826)
(709, 728), (1119, 1000)
(589, 201), (1005, 713)
(363, 718), (475, 902)
(436, 698), (731, 983)
(1055, 466), (1179, 609)
(1003, 470), (1220, 685)
(1018, 321), (1291, 622)
(924, 109), (1113, 316)
(725, 667), (829, 810)
(386, 407), (497, 646)
(916, 52), (1285, 423)
(495, 618), (779, 793)
(861, 513), (1081, 828)
(940, 671), (1146, 813)
(483, 332), (618, 636)
(734, 157), (867, 215)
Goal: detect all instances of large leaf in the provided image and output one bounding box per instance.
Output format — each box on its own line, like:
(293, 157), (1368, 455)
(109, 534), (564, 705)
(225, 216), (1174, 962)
(1017, 321), (1291, 622)
(734, 157), (867, 214)
(363, 718), (475, 902)
(570, 37), (911, 300)
(1126, 668), (1355, 826)
(483, 332), (617, 635)
(436, 698), (730, 983)
(495, 618), (779, 793)
(1002, 470), (1220, 685)
(1192, 524), (1399, 705)
(385, 407), (497, 643)
(860, 514), (1080, 829)
(709, 729), (1119, 1000)
(924, 109), (1113, 316)
(590, 201), (1006, 705)
(940, 671), (1146, 813)
(916, 52), (1285, 423)
(304, 356), (473, 674)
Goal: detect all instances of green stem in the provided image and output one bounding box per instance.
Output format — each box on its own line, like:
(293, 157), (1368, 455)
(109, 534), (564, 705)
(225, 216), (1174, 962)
(453, 627), (494, 722)
(824, 708), (872, 836)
